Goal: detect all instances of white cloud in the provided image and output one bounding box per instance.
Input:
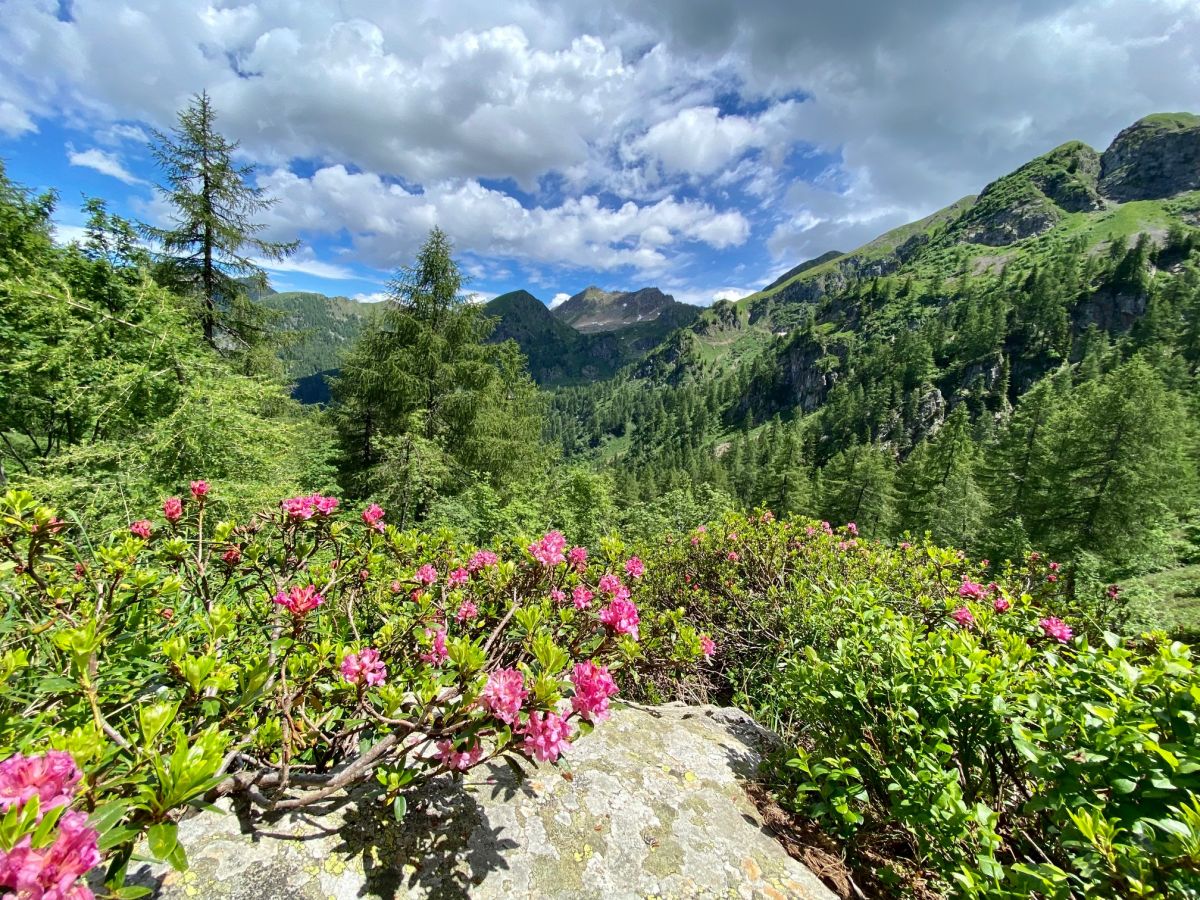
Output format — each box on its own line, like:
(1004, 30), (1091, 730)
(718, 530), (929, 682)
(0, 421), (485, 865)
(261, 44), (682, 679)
(66, 147), (145, 185)
(253, 251), (361, 281)
(352, 291), (389, 303)
(711, 288), (751, 303)
(549, 292), (571, 308)
(50, 223), (89, 247)
(256, 164), (749, 275)
(630, 101), (804, 175)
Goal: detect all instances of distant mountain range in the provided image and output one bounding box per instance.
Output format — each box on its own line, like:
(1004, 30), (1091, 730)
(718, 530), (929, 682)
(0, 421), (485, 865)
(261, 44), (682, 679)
(268, 112), (1200, 408)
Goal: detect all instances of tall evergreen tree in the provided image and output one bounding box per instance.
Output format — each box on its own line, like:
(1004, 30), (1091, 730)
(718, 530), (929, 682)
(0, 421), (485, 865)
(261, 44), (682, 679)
(145, 91), (297, 347)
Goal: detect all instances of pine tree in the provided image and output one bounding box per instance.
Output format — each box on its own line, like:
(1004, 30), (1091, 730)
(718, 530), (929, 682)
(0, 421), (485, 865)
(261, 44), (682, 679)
(145, 91), (297, 348)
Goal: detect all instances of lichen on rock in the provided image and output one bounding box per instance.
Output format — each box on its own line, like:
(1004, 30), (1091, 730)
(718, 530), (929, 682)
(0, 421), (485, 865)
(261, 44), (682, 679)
(129, 705), (833, 899)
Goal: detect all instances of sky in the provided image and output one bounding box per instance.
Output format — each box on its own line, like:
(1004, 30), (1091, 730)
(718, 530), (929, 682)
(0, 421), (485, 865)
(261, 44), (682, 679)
(1, 1), (1198, 306)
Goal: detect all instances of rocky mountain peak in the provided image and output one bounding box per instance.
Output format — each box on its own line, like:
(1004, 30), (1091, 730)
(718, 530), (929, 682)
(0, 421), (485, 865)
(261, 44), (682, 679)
(1099, 112), (1200, 202)
(552, 286), (686, 333)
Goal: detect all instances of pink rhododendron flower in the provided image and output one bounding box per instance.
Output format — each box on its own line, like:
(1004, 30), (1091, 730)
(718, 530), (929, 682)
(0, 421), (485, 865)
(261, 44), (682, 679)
(520, 711), (572, 762)
(467, 550), (499, 572)
(572, 585), (594, 609)
(597, 574), (623, 596)
(0, 751), (82, 814)
(162, 497), (183, 523)
(361, 503), (385, 532)
(390, 580), (403, 594)
(528, 531), (567, 567)
(570, 661), (619, 722)
(436, 740), (483, 771)
(821, 521), (833, 535)
(1040, 617), (1073, 643)
(690, 535), (701, 546)
(695, 525), (707, 533)
(420, 628), (448, 666)
(481, 668), (527, 724)
(0, 809), (100, 900)
(281, 495), (315, 520)
(993, 596), (1011, 613)
(455, 600), (478, 622)
(1107, 584), (1121, 600)
(899, 541), (912, 550)
(951, 607), (975, 628)
(273, 585), (324, 617)
(415, 564), (438, 586)
(726, 551), (739, 563)
(1047, 574), (1058, 583)
(599, 597), (639, 640)
(958, 580), (986, 600)
(550, 588), (567, 604)
(129, 520), (152, 539)
(700, 635), (716, 659)
(448, 568), (469, 588)
(567, 546), (588, 572)
(1049, 561), (1061, 572)
(189, 480), (210, 500)
(845, 522), (858, 536)
(313, 494), (339, 516)
(221, 547), (241, 566)
(624, 556), (645, 579)
(340, 648), (387, 687)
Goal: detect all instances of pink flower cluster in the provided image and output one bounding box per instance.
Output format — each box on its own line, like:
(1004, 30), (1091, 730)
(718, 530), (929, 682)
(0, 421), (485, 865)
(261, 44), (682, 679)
(520, 711), (572, 762)
(481, 668), (527, 724)
(951, 606), (975, 628)
(572, 585), (594, 609)
(1039, 617), (1073, 643)
(189, 479), (209, 499)
(0, 752), (99, 900)
(455, 600), (478, 622)
(129, 520), (152, 539)
(597, 574), (628, 601)
(415, 564), (438, 586)
(567, 546), (588, 572)
(281, 493), (339, 520)
(467, 550), (499, 573)
(361, 503), (385, 532)
(437, 740), (483, 771)
(528, 531), (567, 567)
(448, 568), (469, 588)
(700, 635), (716, 659)
(993, 596), (1011, 613)
(341, 648), (388, 687)
(599, 597), (640, 640)
(624, 557), (645, 579)
(421, 628), (448, 666)
(958, 580), (987, 600)
(570, 661), (619, 722)
(162, 496), (183, 523)
(0, 751), (81, 813)
(273, 584), (325, 617)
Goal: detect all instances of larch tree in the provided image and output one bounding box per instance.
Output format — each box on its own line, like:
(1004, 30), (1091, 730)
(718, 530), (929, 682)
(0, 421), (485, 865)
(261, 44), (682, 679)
(144, 91), (297, 348)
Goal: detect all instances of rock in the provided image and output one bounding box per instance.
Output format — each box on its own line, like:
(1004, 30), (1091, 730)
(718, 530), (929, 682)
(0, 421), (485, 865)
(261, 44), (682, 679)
(129, 705), (834, 900)
(1099, 113), (1200, 202)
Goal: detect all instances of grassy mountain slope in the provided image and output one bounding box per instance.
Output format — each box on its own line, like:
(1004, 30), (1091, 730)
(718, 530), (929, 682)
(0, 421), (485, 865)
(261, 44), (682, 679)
(259, 291), (371, 378)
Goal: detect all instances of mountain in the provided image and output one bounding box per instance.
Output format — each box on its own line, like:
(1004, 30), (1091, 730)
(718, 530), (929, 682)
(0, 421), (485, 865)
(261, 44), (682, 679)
(547, 112), (1200, 606)
(483, 287), (700, 386)
(552, 286), (700, 333)
(259, 291), (371, 378)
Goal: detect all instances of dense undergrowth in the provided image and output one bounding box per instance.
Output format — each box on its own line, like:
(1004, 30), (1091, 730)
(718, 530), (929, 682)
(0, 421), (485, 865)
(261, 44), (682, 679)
(3, 488), (1198, 897)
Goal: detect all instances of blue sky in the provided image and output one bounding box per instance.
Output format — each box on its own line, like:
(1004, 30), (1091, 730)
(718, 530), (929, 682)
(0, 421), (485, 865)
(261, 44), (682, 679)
(2, 0), (1198, 307)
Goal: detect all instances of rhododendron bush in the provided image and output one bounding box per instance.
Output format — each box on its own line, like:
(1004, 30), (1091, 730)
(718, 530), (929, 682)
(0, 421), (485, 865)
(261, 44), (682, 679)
(0, 489), (703, 897)
(636, 511), (1200, 897)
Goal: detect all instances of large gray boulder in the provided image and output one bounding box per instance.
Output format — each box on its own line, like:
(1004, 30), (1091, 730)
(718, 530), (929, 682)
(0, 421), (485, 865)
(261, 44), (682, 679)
(131, 704), (835, 899)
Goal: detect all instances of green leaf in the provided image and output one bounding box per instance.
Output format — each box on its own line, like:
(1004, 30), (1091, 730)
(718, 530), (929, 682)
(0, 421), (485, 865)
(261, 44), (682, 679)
(393, 795), (407, 823)
(146, 822), (179, 863)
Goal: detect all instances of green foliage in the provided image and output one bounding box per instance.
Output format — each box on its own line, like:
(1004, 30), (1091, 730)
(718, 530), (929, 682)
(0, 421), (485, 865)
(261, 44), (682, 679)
(143, 91), (297, 348)
(329, 228), (548, 525)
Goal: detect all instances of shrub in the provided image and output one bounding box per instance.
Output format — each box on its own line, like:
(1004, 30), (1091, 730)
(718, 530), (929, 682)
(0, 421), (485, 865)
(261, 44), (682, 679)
(635, 511), (1200, 896)
(0, 488), (701, 897)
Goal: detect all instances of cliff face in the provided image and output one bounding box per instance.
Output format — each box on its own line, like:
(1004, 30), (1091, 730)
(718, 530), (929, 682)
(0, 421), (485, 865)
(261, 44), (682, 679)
(129, 705), (835, 899)
(1099, 113), (1200, 202)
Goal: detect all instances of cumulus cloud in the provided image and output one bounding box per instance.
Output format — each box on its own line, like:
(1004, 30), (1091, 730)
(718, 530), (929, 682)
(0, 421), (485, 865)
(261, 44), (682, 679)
(255, 164), (749, 274)
(549, 292), (571, 308)
(67, 147), (145, 185)
(2, 0), (1198, 292)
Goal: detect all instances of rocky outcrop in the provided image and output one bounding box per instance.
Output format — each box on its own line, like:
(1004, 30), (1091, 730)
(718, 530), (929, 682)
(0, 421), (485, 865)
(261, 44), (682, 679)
(1100, 113), (1200, 202)
(553, 287), (699, 334)
(130, 705), (834, 900)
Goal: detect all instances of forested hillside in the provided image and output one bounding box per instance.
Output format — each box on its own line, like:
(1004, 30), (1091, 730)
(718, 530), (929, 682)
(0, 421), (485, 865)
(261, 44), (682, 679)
(547, 114), (1200, 627)
(4, 89), (1200, 899)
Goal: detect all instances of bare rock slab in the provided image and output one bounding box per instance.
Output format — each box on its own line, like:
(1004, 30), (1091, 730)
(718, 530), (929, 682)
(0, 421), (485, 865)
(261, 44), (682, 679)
(132, 704), (834, 899)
